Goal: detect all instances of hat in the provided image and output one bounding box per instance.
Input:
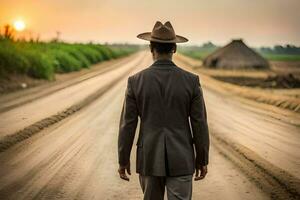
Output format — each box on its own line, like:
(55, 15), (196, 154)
(137, 21), (188, 43)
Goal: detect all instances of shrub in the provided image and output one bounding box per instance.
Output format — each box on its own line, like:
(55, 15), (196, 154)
(77, 45), (104, 63)
(92, 45), (113, 60)
(24, 50), (55, 80)
(49, 50), (82, 73)
(0, 41), (30, 74)
(63, 47), (91, 68)
(0, 40), (138, 80)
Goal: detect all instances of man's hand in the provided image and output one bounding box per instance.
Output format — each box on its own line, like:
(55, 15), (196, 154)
(118, 163), (131, 181)
(194, 165), (207, 181)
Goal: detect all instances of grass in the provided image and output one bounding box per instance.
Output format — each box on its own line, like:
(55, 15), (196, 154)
(0, 40), (138, 80)
(260, 53), (300, 61)
(179, 50), (214, 60)
(178, 45), (217, 61)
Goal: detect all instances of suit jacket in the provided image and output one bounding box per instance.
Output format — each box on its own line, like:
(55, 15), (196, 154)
(118, 59), (209, 176)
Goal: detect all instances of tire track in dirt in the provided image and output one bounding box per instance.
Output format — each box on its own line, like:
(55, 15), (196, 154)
(0, 66), (145, 200)
(211, 132), (300, 200)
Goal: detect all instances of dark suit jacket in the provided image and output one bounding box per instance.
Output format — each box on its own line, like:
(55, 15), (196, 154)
(118, 59), (209, 176)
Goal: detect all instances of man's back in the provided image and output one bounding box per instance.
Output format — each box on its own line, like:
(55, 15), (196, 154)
(118, 21), (209, 200)
(118, 59), (209, 176)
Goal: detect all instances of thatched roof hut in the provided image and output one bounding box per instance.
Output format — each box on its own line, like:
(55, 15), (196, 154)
(203, 39), (269, 69)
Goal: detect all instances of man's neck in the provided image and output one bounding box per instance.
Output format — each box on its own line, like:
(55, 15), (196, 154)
(154, 53), (173, 62)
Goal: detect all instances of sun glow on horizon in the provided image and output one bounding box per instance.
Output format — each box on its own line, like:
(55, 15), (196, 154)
(13, 20), (26, 31)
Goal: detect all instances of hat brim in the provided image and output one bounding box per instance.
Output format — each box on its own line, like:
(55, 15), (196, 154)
(137, 32), (188, 43)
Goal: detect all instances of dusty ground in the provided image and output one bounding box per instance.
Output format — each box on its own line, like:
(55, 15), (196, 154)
(0, 51), (299, 199)
(271, 61), (300, 74)
(212, 75), (300, 89)
(0, 74), (47, 94)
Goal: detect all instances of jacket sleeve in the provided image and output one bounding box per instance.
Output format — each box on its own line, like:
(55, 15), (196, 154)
(118, 76), (139, 166)
(190, 75), (210, 166)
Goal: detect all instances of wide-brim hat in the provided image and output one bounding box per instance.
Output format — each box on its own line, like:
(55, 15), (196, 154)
(137, 21), (188, 43)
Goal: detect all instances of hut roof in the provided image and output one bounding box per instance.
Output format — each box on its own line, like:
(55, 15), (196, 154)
(203, 39), (269, 69)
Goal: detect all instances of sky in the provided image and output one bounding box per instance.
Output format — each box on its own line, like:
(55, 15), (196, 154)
(0, 0), (300, 47)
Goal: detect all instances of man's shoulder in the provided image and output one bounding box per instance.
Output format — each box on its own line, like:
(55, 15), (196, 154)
(174, 65), (199, 79)
(128, 67), (151, 81)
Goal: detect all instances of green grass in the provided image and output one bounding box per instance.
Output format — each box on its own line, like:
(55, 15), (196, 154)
(179, 50), (214, 60)
(178, 46), (217, 61)
(0, 40), (138, 80)
(260, 53), (300, 61)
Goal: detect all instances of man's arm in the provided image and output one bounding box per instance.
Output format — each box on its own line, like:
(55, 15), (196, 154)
(190, 75), (210, 180)
(118, 76), (138, 181)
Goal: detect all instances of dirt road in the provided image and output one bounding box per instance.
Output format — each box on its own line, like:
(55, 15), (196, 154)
(0, 52), (145, 138)
(0, 52), (298, 199)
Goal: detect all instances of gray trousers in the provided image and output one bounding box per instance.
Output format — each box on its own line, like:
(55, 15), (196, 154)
(139, 175), (193, 200)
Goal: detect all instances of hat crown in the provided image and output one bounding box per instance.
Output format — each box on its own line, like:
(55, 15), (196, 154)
(136, 21), (188, 43)
(151, 21), (176, 40)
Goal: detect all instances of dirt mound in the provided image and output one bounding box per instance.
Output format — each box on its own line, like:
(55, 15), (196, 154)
(213, 73), (300, 89)
(265, 74), (300, 89)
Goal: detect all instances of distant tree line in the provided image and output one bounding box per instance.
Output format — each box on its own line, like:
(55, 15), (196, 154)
(179, 41), (219, 52)
(258, 45), (300, 55)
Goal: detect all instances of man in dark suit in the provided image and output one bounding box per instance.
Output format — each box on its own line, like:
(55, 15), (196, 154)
(118, 21), (210, 200)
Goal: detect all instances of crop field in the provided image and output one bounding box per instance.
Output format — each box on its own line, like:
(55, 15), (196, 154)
(0, 40), (138, 80)
(261, 53), (300, 61)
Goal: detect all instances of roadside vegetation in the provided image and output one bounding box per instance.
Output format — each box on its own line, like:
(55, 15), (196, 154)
(0, 40), (137, 80)
(0, 25), (138, 80)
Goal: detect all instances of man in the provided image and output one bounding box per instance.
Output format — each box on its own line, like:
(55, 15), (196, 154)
(118, 21), (210, 200)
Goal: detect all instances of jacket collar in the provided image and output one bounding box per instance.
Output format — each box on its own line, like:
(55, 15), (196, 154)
(150, 59), (176, 69)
